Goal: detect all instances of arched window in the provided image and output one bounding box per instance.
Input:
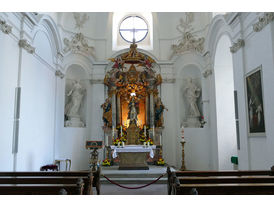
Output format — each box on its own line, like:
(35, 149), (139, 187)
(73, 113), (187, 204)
(119, 16), (148, 43)
(113, 12), (153, 51)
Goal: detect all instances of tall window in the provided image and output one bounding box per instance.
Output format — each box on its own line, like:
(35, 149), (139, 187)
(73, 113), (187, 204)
(119, 16), (148, 43)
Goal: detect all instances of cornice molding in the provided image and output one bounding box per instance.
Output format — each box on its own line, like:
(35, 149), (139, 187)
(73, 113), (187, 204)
(0, 19), (12, 34)
(230, 39), (245, 53)
(162, 78), (176, 83)
(18, 39), (35, 54)
(89, 79), (104, 84)
(253, 12), (274, 32)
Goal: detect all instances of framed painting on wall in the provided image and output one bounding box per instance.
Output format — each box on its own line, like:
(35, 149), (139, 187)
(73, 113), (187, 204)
(245, 65), (265, 136)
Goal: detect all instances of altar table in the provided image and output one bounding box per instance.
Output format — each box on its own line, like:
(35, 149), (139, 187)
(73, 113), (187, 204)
(111, 145), (156, 170)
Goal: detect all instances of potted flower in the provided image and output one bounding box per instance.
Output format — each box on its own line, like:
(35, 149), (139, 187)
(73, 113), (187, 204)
(156, 158), (165, 166)
(146, 138), (153, 145)
(199, 115), (206, 128)
(102, 158), (111, 166)
(113, 138), (121, 146)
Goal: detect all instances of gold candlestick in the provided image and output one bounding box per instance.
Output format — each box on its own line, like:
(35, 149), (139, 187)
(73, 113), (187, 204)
(180, 139), (186, 171)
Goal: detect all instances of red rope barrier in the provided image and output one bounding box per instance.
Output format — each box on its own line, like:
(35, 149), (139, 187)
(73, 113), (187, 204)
(102, 173), (165, 189)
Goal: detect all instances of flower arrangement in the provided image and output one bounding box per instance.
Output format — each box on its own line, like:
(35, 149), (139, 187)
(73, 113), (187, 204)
(156, 158), (165, 166)
(120, 135), (127, 142)
(199, 115), (206, 128)
(113, 138), (121, 146)
(102, 158), (111, 166)
(146, 138), (153, 145)
(139, 134), (147, 142)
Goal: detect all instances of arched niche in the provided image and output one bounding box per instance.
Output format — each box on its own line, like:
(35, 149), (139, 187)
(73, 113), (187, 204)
(178, 64), (203, 128)
(64, 64), (88, 128)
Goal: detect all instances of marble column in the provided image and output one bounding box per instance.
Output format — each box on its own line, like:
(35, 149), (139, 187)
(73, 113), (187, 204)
(111, 90), (116, 128)
(145, 95), (149, 125)
(149, 91), (154, 128)
(117, 93), (121, 125)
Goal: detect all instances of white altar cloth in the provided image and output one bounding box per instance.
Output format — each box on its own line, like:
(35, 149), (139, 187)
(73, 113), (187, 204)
(111, 145), (156, 159)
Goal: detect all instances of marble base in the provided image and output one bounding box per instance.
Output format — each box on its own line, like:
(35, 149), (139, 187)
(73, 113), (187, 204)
(65, 117), (85, 127)
(118, 152), (149, 170)
(184, 116), (200, 128)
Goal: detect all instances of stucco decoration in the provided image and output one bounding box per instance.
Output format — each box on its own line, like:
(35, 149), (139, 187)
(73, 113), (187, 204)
(73, 13), (89, 30)
(0, 19), (12, 34)
(18, 39), (35, 54)
(172, 13), (205, 56)
(63, 33), (95, 57)
(230, 39), (245, 53)
(253, 12), (274, 32)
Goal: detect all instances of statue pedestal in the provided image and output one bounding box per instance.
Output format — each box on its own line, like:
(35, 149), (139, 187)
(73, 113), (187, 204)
(184, 117), (200, 128)
(65, 117), (85, 127)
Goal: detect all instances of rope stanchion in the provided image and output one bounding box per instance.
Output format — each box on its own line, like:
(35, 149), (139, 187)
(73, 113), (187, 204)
(102, 173), (166, 189)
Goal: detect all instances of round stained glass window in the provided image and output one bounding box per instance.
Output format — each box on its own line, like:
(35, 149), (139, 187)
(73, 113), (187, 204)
(119, 16), (148, 43)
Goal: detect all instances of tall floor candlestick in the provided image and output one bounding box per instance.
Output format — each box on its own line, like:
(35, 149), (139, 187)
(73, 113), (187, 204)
(180, 139), (186, 171)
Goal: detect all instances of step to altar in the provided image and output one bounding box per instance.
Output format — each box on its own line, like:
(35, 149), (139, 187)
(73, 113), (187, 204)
(100, 165), (175, 184)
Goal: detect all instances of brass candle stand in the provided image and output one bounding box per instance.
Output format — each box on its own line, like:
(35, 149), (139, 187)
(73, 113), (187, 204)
(180, 139), (186, 171)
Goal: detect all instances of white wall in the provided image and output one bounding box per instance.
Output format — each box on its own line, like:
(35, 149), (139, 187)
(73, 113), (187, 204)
(0, 29), (19, 171)
(0, 13), (59, 171)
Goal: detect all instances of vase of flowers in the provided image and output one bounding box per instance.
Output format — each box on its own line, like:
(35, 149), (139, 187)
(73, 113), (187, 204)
(102, 158), (111, 166)
(199, 115), (206, 128)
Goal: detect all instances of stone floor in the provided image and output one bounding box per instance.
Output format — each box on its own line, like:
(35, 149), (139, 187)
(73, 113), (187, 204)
(99, 165), (174, 195)
(100, 184), (167, 195)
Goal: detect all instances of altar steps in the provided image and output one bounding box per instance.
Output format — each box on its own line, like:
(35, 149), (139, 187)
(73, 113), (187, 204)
(100, 165), (173, 184)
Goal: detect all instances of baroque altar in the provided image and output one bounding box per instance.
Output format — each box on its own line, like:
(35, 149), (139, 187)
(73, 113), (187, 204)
(101, 42), (167, 168)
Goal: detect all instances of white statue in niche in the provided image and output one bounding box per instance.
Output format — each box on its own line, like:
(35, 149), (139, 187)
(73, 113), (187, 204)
(65, 80), (86, 127)
(184, 77), (201, 127)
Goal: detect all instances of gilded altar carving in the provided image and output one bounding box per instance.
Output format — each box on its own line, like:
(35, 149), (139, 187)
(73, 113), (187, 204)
(102, 42), (167, 145)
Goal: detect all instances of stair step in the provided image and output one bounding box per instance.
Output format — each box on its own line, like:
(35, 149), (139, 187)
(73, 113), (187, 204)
(101, 173), (165, 178)
(101, 177), (168, 184)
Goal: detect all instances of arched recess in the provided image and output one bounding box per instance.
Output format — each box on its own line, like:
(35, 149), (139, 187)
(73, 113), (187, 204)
(207, 15), (238, 170)
(64, 64), (88, 128)
(173, 52), (211, 169)
(214, 34), (237, 170)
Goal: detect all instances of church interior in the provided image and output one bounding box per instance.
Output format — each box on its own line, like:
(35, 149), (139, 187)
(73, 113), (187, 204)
(1, 9), (274, 196)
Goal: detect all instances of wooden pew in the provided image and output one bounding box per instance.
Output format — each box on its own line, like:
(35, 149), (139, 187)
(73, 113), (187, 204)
(0, 169), (101, 195)
(167, 167), (274, 195)
(0, 178), (84, 195)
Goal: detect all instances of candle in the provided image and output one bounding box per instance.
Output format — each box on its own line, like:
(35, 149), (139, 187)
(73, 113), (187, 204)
(120, 126), (123, 137)
(112, 126), (114, 137)
(144, 126), (146, 137)
(160, 134), (162, 145)
(153, 126), (155, 137)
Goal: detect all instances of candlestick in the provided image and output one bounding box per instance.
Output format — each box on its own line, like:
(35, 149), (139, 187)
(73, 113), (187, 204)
(153, 126), (155, 137)
(144, 125), (146, 137)
(112, 126), (114, 137)
(181, 139), (186, 171)
(120, 125), (123, 137)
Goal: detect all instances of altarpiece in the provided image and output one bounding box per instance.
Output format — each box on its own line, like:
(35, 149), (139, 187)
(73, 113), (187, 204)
(101, 42), (167, 168)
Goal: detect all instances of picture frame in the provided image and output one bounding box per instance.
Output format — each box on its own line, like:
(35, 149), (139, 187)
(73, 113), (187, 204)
(245, 65), (266, 136)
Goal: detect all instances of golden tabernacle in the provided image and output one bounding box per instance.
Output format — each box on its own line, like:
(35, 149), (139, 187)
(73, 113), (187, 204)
(102, 42), (167, 168)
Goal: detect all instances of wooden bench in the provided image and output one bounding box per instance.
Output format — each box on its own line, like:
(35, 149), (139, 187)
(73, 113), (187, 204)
(0, 168), (101, 195)
(167, 167), (274, 195)
(0, 178), (84, 195)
